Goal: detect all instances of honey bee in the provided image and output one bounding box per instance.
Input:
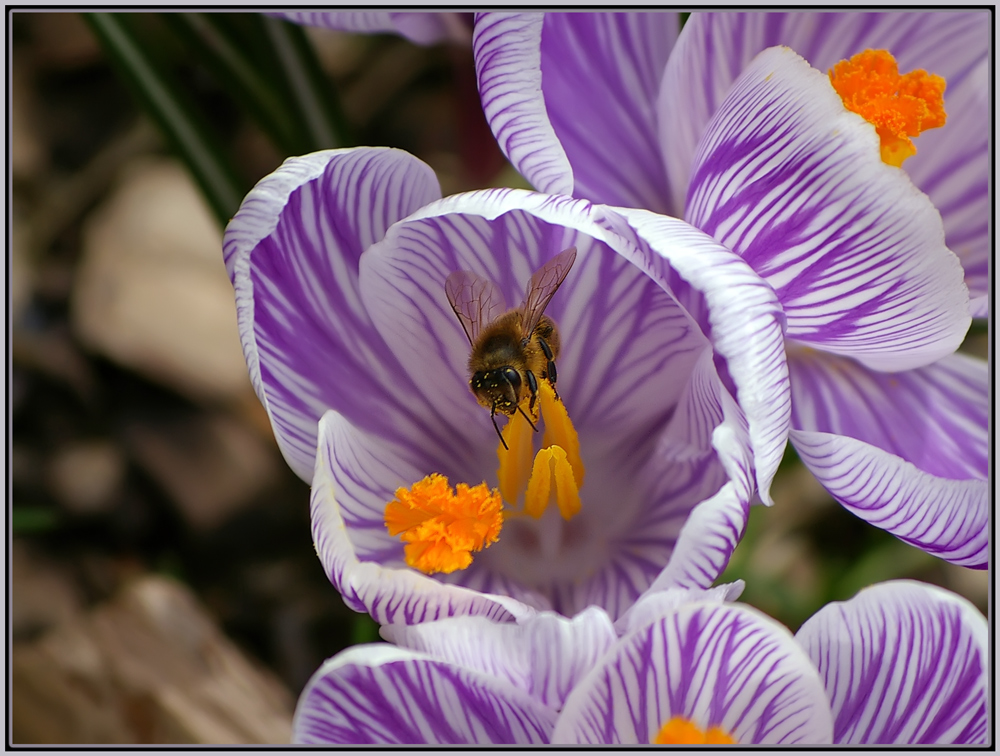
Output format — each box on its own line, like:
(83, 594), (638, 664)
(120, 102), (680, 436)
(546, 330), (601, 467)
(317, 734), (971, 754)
(446, 247), (577, 449)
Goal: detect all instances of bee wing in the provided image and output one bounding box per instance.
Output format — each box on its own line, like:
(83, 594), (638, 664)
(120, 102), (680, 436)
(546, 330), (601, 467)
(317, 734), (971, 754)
(445, 269), (507, 345)
(519, 247), (577, 338)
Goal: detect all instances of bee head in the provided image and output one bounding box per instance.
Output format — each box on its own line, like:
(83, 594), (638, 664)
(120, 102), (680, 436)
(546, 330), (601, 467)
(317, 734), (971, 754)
(471, 367), (521, 415)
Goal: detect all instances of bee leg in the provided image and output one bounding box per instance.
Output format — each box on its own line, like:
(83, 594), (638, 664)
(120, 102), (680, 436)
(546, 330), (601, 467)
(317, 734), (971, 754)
(525, 369), (539, 418)
(537, 337), (560, 399)
(492, 402), (509, 451)
(516, 404), (538, 432)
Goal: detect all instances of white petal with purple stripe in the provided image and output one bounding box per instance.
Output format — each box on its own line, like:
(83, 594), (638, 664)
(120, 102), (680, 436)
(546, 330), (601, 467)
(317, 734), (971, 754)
(790, 429), (988, 568)
(552, 602), (834, 744)
(383, 606), (617, 709)
(661, 11), (989, 303)
(223, 148), (443, 480)
(796, 580), (988, 744)
(293, 644), (557, 744)
(685, 46), (970, 371)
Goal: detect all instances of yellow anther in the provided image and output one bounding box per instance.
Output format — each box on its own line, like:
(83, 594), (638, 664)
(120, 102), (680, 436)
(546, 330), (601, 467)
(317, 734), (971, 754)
(539, 381), (584, 488)
(654, 716), (737, 745)
(497, 404), (535, 505)
(384, 473), (503, 574)
(522, 445), (582, 520)
(829, 49), (946, 167)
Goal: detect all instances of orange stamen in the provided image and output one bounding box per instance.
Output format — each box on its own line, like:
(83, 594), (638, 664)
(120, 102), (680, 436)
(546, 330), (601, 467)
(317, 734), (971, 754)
(829, 49), (946, 167)
(654, 716), (737, 745)
(384, 474), (503, 574)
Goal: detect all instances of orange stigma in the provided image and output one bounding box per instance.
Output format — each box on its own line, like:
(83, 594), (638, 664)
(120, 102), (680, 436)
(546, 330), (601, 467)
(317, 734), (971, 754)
(654, 716), (737, 745)
(829, 49), (946, 167)
(384, 474), (503, 574)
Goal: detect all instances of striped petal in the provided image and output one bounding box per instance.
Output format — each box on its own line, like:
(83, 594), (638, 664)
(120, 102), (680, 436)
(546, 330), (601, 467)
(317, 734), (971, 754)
(662, 11), (989, 303)
(796, 581), (989, 744)
(790, 430), (988, 568)
(276, 11), (469, 45)
(383, 606), (617, 709)
(222, 148), (442, 480)
(789, 349), (988, 481)
(553, 602), (833, 744)
(685, 46), (969, 371)
(312, 410), (537, 624)
(610, 207), (790, 505)
(474, 12), (678, 210)
(537, 12), (680, 212)
(293, 645), (556, 744)
(474, 13), (571, 195)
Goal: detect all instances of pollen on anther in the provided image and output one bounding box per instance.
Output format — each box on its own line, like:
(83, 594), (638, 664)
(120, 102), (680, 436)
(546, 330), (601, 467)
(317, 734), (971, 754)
(829, 49), (946, 167)
(654, 716), (736, 745)
(385, 473), (503, 574)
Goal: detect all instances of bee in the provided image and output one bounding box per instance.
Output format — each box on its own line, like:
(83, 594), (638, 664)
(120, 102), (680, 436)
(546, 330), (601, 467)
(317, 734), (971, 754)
(446, 247), (577, 449)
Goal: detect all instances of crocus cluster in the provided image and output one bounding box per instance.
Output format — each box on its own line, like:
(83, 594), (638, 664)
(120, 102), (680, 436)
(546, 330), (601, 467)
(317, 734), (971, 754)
(292, 580), (988, 745)
(223, 10), (989, 747)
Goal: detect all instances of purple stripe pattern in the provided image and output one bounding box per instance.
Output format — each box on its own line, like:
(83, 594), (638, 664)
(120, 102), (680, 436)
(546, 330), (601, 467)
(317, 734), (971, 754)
(789, 350), (988, 481)
(796, 580), (989, 744)
(538, 12), (679, 212)
(223, 149), (443, 480)
(384, 606), (618, 709)
(293, 646), (557, 744)
(686, 46), (969, 371)
(662, 12), (989, 307)
(790, 430), (988, 568)
(553, 602), (833, 744)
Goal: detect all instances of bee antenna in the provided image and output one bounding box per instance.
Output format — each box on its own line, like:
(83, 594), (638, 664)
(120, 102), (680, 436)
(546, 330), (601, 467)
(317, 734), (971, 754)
(516, 405), (538, 433)
(492, 403), (509, 451)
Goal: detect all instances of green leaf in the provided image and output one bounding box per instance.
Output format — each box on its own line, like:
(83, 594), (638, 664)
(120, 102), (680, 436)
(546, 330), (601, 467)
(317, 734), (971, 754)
(13, 506), (59, 534)
(350, 613), (382, 645)
(85, 13), (246, 225)
(160, 13), (303, 153)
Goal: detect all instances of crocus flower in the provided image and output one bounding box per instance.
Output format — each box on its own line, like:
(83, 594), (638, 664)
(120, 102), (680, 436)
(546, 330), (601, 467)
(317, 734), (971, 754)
(292, 580), (987, 744)
(223, 146), (792, 623)
(474, 11), (989, 568)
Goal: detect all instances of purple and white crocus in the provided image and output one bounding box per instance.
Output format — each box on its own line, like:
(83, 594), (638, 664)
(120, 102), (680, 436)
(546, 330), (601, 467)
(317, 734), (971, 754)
(292, 580), (988, 745)
(474, 11), (989, 568)
(223, 145), (794, 623)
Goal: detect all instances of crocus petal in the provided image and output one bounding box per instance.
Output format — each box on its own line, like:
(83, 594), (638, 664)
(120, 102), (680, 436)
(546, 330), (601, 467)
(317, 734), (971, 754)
(537, 12), (679, 212)
(383, 607), (617, 709)
(685, 46), (969, 371)
(790, 430), (988, 568)
(276, 11), (468, 46)
(293, 644), (557, 744)
(223, 148), (443, 480)
(662, 11), (990, 294)
(474, 12), (680, 212)
(609, 207), (789, 505)
(553, 602), (834, 744)
(474, 13), (572, 195)
(312, 410), (537, 624)
(789, 349), (988, 481)
(796, 580), (988, 745)
(614, 582), (744, 637)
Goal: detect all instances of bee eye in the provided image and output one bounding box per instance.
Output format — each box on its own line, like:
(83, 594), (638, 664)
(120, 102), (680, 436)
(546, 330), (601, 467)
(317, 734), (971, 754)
(502, 367), (521, 390)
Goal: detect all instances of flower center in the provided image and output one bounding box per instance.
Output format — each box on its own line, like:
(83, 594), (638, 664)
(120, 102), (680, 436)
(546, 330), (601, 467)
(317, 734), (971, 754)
(497, 380), (585, 520)
(828, 48), (946, 167)
(383, 380), (586, 575)
(653, 716), (736, 745)
(384, 474), (503, 574)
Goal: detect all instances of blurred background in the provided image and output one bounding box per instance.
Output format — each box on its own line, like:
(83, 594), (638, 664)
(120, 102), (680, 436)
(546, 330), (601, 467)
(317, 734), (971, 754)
(9, 11), (988, 745)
